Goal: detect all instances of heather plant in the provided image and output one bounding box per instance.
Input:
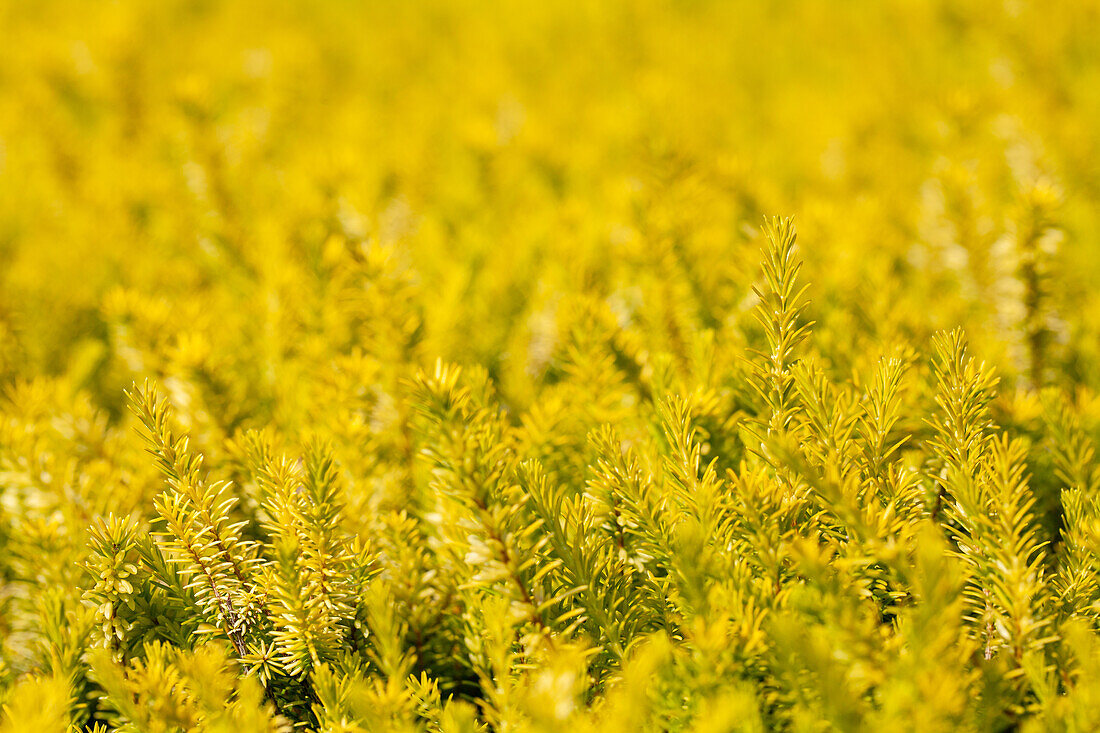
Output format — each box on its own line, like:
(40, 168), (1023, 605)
(4, 1), (1100, 731)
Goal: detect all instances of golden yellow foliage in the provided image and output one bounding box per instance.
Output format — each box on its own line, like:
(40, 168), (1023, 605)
(3, 1), (1100, 730)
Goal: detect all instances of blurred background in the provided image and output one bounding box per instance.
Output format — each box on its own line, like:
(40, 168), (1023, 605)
(1, 0), (1099, 411)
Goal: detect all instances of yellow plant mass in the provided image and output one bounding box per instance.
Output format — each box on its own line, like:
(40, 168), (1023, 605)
(2, 1), (1100, 730)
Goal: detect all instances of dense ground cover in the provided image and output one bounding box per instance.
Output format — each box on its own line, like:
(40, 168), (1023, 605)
(3, 0), (1100, 730)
